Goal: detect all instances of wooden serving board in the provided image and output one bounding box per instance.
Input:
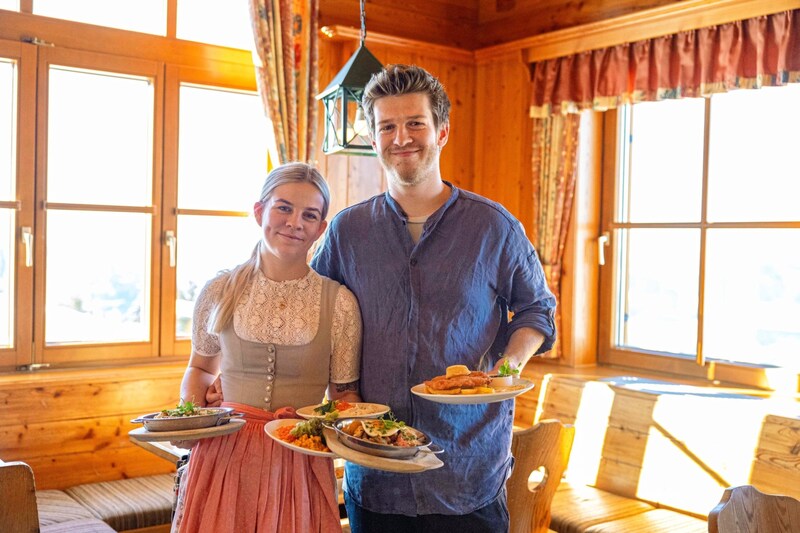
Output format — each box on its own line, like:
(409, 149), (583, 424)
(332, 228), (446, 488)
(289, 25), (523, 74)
(322, 428), (444, 473)
(129, 418), (246, 442)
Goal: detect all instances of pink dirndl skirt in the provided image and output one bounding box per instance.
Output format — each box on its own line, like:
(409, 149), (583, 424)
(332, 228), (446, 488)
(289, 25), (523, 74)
(172, 402), (340, 533)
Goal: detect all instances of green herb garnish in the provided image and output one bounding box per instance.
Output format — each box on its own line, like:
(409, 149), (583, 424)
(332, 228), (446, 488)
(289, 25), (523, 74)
(160, 398), (201, 417)
(498, 359), (520, 377)
(313, 399), (338, 415)
(372, 413), (406, 434)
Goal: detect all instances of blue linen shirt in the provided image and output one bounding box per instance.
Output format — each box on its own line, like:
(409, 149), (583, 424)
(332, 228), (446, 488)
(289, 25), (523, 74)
(311, 183), (556, 516)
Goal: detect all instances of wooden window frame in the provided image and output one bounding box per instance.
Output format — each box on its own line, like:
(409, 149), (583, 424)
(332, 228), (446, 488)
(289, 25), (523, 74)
(0, 9), (258, 370)
(598, 104), (800, 391)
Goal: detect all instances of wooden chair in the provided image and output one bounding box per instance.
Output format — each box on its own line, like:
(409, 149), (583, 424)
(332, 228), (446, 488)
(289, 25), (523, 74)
(507, 419), (576, 533)
(708, 485), (800, 533)
(0, 460), (39, 532)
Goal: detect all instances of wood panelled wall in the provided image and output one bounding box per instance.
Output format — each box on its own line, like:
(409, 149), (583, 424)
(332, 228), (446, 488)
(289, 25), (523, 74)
(0, 365), (184, 489)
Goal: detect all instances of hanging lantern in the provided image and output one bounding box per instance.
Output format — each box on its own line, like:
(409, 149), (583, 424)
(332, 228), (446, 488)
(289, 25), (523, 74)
(316, 0), (383, 156)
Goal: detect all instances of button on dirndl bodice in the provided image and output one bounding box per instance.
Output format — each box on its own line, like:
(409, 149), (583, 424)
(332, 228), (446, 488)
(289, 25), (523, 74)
(217, 277), (339, 410)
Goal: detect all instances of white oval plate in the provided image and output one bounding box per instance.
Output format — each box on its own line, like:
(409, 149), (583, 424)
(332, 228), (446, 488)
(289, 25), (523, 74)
(296, 402), (390, 420)
(410, 378), (535, 404)
(264, 418), (337, 458)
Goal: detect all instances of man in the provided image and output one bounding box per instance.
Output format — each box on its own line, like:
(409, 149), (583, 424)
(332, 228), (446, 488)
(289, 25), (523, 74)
(312, 64), (556, 533)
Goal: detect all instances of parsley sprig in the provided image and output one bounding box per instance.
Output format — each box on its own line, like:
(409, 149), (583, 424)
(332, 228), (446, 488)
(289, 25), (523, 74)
(498, 359), (520, 377)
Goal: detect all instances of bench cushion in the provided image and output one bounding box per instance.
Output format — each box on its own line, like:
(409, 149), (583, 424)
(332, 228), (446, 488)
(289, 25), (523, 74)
(584, 509), (707, 532)
(40, 517), (117, 533)
(550, 484), (655, 533)
(64, 474), (175, 531)
(36, 489), (97, 526)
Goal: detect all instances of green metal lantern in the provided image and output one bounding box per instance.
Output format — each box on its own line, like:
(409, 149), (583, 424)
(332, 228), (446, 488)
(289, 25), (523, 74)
(316, 1), (383, 156)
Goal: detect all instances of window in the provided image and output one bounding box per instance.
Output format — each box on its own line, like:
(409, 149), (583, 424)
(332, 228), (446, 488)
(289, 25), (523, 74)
(0, 5), (271, 370)
(599, 85), (800, 389)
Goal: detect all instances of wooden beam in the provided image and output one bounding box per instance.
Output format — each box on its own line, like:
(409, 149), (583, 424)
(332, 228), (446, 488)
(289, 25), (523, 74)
(321, 24), (475, 64)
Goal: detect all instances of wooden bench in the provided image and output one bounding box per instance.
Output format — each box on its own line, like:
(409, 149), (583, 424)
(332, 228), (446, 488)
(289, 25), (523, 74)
(515, 372), (800, 532)
(1, 459), (173, 532)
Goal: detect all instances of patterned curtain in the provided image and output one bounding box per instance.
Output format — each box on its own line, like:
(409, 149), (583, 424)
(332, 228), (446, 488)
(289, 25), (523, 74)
(249, 0), (319, 163)
(530, 114), (581, 359)
(530, 10), (800, 117)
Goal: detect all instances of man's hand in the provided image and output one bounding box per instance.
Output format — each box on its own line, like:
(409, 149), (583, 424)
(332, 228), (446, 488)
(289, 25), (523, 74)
(205, 376), (223, 407)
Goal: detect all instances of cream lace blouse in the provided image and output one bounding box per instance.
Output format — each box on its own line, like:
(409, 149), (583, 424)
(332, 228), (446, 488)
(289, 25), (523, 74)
(192, 268), (361, 384)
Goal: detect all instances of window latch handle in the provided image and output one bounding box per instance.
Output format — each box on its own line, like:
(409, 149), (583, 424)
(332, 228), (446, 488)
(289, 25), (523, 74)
(21, 226), (33, 267)
(165, 230), (176, 268)
(598, 232), (610, 266)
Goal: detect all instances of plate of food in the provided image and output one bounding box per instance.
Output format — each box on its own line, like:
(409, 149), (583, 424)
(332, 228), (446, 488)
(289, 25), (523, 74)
(323, 417), (444, 473)
(410, 365), (535, 404)
(131, 400), (241, 432)
(264, 418), (337, 458)
(296, 400), (390, 420)
(129, 418), (245, 442)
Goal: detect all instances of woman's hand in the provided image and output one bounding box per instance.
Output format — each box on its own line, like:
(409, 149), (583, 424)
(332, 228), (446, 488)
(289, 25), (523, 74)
(205, 375), (224, 407)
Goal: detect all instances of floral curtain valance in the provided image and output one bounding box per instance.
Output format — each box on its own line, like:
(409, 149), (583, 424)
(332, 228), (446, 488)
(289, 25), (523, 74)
(250, 0), (319, 163)
(530, 9), (800, 117)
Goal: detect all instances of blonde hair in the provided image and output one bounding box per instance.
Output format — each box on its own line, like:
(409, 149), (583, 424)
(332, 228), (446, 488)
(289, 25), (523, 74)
(207, 162), (330, 333)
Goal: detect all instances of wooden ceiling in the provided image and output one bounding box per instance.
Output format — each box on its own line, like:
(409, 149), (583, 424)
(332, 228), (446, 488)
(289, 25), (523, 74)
(319, 0), (684, 50)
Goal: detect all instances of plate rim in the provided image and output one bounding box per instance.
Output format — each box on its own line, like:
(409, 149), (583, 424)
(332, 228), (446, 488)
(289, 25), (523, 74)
(264, 418), (337, 458)
(410, 377), (535, 404)
(295, 402), (391, 420)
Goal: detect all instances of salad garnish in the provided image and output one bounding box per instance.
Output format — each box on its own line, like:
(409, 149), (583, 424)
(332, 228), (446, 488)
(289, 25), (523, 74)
(497, 358), (520, 377)
(370, 413), (407, 435)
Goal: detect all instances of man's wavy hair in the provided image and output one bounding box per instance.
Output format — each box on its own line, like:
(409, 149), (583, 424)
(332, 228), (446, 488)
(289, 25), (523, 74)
(361, 64), (451, 137)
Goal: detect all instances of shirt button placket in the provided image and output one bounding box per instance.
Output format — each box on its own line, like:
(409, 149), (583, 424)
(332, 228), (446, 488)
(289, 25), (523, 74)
(264, 344), (276, 409)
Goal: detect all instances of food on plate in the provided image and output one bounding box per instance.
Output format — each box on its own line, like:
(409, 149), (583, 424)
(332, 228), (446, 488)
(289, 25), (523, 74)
(424, 365), (493, 395)
(340, 416), (423, 447)
(309, 399), (384, 420)
(275, 418), (330, 453)
(155, 399), (217, 418)
(489, 359), (520, 387)
(313, 399), (354, 419)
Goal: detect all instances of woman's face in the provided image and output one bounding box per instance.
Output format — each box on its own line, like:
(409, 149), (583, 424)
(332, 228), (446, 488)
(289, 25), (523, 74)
(254, 182), (327, 263)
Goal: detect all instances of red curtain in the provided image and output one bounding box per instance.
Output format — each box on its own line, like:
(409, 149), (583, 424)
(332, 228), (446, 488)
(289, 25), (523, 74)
(530, 114), (581, 359)
(530, 10), (800, 117)
(250, 0), (319, 163)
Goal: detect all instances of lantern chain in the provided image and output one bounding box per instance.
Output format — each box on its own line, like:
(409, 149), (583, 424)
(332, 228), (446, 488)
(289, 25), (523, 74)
(360, 0), (367, 45)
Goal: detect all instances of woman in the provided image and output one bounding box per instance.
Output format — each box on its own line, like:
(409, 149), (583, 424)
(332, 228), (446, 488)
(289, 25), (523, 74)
(172, 162), (361, 533)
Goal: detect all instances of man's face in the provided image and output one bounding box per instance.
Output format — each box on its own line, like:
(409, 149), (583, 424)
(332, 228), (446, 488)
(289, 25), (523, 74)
(371, 92), (449, 187)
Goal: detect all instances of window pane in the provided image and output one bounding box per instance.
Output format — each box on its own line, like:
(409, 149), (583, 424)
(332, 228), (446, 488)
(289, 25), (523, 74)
(177, 0), (253, 50)
(0, 59), (15, 349)
(34, 0), (166, 35)
(708, 85), (800, 222)
(178, 85), (268, 211)
(0, 0), (18, 11)
(615, 228), (700, 355)
(175, 214), (261, 337)
(626, 99), (705, 222)
(0, 58), (14, 200)
(46, 211), (151, 344)
(48, 66), (153, 206)
(704, 229), (800, 367)
(0, 210), (14, 348)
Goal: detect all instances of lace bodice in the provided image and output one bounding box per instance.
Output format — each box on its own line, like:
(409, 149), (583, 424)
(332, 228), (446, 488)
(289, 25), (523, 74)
(192, 268), (361, 383)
